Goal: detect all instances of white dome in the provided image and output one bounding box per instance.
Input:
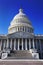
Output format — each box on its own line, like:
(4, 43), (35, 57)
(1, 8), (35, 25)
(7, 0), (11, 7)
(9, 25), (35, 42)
(8, 9), (33, 34)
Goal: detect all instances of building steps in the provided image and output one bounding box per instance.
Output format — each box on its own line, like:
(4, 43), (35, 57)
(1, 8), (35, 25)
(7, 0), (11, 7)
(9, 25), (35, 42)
(7, 50), (33, 59)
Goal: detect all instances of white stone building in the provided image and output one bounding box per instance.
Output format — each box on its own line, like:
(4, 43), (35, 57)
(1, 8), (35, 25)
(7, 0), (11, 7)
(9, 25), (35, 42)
(0, 9), (43, 59)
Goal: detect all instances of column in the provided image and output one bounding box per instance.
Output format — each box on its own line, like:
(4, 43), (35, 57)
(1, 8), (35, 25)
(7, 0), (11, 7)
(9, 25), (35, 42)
(10, 39), (12, 50)
(39, 39), (42, 58)
(33, 38), (35, 49)
(0, 40), (2, 50)
(22, 39), (23, 50)
(3, 40), (6, 49)
(39, 39), (41, 51)
(25, 39), (27, 50)
(36, 39), (38, 50)
(7, 38), (9, 49)
(29, 39), (31, 49)
(18, 39), (20, 50)
(19, 27), (20, 31)
(24, 27), (25, 32)
(17, 27), (18, 31)
(1, 40), (3, 50)
(14, 39), (16, 50)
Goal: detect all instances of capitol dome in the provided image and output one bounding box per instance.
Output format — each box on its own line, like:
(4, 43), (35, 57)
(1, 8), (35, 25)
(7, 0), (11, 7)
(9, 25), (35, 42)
(8, 9), (34, 34)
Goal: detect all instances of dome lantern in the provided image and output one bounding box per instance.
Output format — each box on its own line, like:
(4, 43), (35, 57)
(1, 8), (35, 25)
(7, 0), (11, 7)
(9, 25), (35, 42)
(19, 8), (23, 13)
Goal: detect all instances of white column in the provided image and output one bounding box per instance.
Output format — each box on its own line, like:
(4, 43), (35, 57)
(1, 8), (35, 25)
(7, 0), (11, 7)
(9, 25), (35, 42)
(7, 39), (9, 49)
(29, 39), (31, 49)
(10, 39), (12, 50)
(33, 38), (35, 49)
(17, 27), (18, 31)
(22, 39), (23, 50)
(14, 39), (16, 50)
(24, 27), (25, 32)
(39, 39), (41, 51)
(0, 40), (2, 50)
(18, 39), (20, 50)
(36, 39), (38, 49)
(19, 27), (20, 31)
(25, 39), (27, 50)
(39, 39), (42, 58)
(1, 40), (3, 50)
(3, 40), (6, 49)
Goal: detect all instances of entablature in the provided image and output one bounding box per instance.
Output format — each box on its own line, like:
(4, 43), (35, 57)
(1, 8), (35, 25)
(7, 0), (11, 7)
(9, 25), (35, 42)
(34, 34), (43, 39)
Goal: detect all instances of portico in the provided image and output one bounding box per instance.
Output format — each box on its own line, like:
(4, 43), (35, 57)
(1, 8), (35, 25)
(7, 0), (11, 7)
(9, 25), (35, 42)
(0, 38), (35, 51)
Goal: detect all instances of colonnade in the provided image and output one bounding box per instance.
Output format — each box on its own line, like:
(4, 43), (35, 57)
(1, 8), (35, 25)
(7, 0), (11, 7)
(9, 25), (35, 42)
(0, 38), (35, 50)
(0, 38), (42, 59)
(0, 38), (42, 51)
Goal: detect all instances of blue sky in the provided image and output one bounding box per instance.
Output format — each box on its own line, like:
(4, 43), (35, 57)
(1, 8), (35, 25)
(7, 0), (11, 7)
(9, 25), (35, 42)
(0, 0), (43, 34)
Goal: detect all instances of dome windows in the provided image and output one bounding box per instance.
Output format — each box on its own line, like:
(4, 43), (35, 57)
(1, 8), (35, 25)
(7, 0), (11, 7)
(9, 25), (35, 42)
(8, 26), (33, 34)
(14, 26), (33, 33)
